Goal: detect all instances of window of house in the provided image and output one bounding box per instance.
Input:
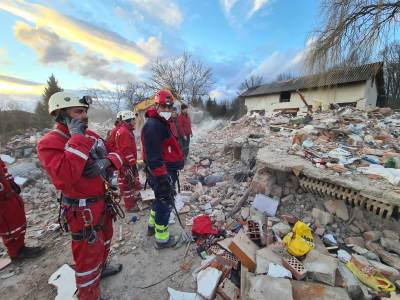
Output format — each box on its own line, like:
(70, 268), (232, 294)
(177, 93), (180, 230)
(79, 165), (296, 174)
(279, 91), (291, 103)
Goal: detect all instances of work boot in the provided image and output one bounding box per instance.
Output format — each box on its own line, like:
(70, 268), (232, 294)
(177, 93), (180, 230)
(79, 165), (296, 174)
(154, 236), (177, 249)
(147, 226), (155, 237)
(13, 246), (44, 261)
(101, 263), (122, 279)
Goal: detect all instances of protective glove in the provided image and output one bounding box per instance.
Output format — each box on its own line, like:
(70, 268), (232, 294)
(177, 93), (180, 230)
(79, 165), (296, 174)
(83, 158), (111, 177)
(67, 118), (87, 136)
(156, 174), (173, 199)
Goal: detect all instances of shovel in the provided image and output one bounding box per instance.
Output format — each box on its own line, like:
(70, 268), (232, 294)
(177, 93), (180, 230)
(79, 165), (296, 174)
(171, 197), (193, 247)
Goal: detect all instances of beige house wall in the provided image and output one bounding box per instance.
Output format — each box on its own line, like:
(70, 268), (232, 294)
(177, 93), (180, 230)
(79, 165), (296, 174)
(244, 81), (378, 114)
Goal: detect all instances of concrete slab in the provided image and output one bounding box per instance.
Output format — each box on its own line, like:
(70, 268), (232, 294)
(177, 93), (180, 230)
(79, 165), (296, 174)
(247, 275), (293, 300)
(292, 280), (351, 300)
(303, 249), (338, 286)
(255, 245), (283, 274)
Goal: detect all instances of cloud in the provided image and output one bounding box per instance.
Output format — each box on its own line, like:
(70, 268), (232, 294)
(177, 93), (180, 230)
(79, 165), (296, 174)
(248, 0), (269, 17)
(14, 22), (138, 84)
(0, 0), (149, 66)
(0, 74), (44, 95)
(220, 0), (271, 24)
(250, 39), (313, 81)
(127, 0), (183, 27)
(0, 48), (11, 65)
(137, 36), (163, 58)
(220, 0), (240, 14)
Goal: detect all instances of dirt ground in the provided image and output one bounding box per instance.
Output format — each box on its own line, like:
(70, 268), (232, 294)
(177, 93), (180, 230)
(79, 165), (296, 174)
(0, 213), (200, 300)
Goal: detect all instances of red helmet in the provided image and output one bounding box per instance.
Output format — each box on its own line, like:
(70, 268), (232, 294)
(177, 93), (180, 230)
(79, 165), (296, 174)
(154, 89), (174, 106)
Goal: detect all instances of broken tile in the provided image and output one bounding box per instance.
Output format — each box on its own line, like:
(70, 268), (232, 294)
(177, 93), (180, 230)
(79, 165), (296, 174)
(324, 200), (349, 221)
(48, 264), (77, 300)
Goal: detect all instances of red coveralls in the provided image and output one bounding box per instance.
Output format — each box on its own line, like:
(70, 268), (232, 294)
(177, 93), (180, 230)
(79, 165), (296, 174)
(37, 123), (123, 300)
(115, 122), (140, 211)
(0, 159), (27, 258)
(105, 122), (120, 152)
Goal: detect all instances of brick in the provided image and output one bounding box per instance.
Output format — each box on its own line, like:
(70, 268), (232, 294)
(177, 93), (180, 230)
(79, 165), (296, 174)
(366, 241), (400, 270)
(283, 256), (307, 280)
(292, 281), (351, 300)
(229, 229), (259, 272)
(217, 278), (240, 300)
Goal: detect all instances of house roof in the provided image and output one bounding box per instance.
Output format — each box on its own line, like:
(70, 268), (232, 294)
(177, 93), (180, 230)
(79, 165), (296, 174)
(241, 62), (383, 98)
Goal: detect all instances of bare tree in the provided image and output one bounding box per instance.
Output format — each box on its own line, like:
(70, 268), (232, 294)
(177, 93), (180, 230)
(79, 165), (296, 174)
(239, 75), (264, 93)
(381, 42), (400, 106)
(148, 52), (213, 103)
(276, 72), (297, 81)
(88, 85), (126, 114)
(307, 0), (400, 72)
(124, 82), (152, 109)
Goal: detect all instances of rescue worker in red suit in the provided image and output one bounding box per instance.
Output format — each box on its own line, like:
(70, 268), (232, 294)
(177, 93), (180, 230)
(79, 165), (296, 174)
(141, 90), (184, 249)
(169, 107), (179, 139)
(114, 110), (141, 212)
(0, 159), (43, 260)
(105, 115), (121, 152)
(37, 92), (124, 300)
(177, 103), (192, 160)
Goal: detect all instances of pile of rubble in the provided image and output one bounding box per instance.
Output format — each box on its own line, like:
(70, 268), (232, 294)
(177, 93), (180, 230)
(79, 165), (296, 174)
(166, 109), (400, 299)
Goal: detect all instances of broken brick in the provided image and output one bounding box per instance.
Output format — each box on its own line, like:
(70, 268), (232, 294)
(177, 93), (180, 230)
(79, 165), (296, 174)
(282, 256), (307, 280)
(229, 229), (259, 272)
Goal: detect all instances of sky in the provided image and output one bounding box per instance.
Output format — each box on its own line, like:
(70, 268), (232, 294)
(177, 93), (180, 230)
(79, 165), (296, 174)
(0, 0), (319, 108)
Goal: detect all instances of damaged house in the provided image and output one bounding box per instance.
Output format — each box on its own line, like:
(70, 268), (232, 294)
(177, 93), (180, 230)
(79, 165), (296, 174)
(242, 62), (385, 115)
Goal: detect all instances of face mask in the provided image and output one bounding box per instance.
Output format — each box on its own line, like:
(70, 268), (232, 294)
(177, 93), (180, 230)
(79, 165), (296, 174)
(159, 111), (172, 120)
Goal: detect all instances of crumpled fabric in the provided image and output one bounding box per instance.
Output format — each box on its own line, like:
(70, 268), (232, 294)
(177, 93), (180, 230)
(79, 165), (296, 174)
(191, 215), (219, 236)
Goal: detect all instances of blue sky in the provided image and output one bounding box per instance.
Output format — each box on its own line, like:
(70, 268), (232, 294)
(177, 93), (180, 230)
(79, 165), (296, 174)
(0, 0), (319, 103)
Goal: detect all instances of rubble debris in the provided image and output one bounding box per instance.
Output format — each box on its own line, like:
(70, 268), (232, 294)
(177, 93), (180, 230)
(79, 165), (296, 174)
(251, 193), (279, 216)
(323, 200), (349, 221)
(312, 208), (333, 226)
(197, 267), (223, 300)
(0, 258), (12, 271)
(363, 231), (382, 242)
(292, 281), (351, 300)
(216, 278), (240, 300)
(167, 287), (200, 300)
(303, 249), (338, 286)
(247, 275), (293, 300)
(48, 264), (77, 300)
(282, 256), (307, 280)
(229, 229), (259, 272)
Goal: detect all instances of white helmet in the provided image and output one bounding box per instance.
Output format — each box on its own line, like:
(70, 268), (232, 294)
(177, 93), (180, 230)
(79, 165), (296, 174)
(117, 110), (136, 121)
(48, 92), (92, 115)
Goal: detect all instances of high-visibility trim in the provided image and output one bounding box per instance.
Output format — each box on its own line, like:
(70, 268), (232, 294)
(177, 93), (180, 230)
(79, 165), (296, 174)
(108, 152), (123, 166)
(76, 263), (101, 277)
(76, 271), (101, 288)
(148, 209), (155, 226)
(155, 223), (169, 241)
(53, 128), (70, 139)
(0, 223), (27, 236)
(65, 146), (88, 160)
(104, 240), (111, 246)
(126, 154), (134, 159)
(4, 230), (26, 241)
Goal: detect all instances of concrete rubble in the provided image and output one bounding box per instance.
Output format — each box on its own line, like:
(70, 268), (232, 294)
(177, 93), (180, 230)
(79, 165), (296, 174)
(1, 108), (400, 299)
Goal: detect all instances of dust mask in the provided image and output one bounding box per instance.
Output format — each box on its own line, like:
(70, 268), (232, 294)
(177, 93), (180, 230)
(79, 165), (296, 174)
(159, 111), (172, 120)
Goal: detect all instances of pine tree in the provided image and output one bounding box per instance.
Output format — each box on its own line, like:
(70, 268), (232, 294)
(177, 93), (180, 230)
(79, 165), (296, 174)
(35, 74), (63, 128)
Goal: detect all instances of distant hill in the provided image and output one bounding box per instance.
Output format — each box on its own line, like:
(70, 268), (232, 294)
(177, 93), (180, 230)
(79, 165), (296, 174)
(0, 110), (39, 144)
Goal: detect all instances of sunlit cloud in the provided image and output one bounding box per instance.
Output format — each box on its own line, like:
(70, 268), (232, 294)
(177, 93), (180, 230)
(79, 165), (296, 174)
(127, 0), (183, 27)
(0, 74), (44, 95)
(0, 0), (149, 66)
